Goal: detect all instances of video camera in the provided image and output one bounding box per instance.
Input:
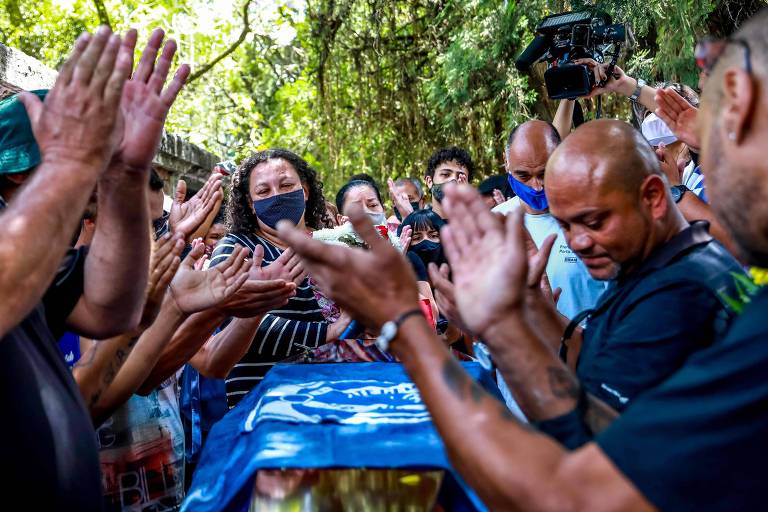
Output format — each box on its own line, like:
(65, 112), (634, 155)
(515, 10), (629, 100)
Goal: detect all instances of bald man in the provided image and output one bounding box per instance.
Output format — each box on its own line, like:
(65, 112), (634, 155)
(437, 117), (744, 446)
(279, 11), (768, 509)
(493, 120), (607, 321)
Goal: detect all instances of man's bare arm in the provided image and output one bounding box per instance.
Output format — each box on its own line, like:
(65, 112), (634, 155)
(66, 30), (190, 338)
(394, 316), (649, 511)
(91, 296), (187, 424)
(0, 30), (132, 338)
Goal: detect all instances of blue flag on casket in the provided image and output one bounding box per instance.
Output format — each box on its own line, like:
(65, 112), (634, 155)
(182, 361), (502, 512)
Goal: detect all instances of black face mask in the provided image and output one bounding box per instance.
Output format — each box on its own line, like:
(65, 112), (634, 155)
(394, 201), (422, 221)
(410, 240), (445, 267)
(431, 180), (455, 203)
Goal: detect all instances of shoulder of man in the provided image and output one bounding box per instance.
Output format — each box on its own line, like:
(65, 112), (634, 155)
(594, 287), (768, 512)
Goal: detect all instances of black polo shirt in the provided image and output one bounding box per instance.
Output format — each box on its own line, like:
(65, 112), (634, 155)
(574, 221), (742, 411)
(596, 285), (768, 511)
(0, 198), (102, 509)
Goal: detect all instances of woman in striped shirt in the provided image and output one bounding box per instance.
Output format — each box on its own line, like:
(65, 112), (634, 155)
(196, 149), (349, 407)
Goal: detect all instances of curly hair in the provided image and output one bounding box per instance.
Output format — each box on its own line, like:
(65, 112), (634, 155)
(226, 149), (331, 235)
(426, 146), (475, 183)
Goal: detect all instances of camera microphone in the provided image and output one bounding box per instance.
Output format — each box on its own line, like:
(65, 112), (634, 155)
(514, 35), (550, 71)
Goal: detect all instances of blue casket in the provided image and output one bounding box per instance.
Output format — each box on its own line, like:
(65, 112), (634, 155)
(183, 362), (500, 511)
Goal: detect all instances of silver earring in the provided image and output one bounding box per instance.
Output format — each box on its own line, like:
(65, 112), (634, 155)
(728, 132), (736, 140)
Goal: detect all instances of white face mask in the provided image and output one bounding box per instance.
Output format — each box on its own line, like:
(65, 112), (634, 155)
(366, 211), (387, 226)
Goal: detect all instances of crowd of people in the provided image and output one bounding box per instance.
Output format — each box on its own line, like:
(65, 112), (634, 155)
(2, 9), (768, 511)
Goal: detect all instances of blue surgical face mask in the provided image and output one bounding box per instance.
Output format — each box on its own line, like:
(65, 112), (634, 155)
(410, 240), (444, 267)
(252, 189), (306, 229)
(507, 174), (548, 211)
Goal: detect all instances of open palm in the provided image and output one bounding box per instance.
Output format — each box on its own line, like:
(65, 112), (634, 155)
(441, 186), (529, 337)
(112, 29), (190, 172)
(170, 241), (249, 314)
(655, 87), (701, 151)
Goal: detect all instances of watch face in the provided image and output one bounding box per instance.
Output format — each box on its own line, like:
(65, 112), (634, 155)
(671, 186), (683, 202)
(473, 342), (493, 371)
(380, 321), (397, 341)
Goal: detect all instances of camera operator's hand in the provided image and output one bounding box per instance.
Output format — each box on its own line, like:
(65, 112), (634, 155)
(573, 58), (631, 98)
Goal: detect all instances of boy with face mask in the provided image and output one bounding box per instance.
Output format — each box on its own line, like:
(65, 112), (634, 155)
(423, 147), (474, 221)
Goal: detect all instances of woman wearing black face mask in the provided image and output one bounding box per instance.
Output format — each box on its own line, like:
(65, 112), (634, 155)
(398, 210), (468, 351)
(399, 209), (447, 269)
(196, 149), (350, 409)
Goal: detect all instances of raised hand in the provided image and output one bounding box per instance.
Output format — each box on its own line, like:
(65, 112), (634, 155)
(168, 240), (250, 314)
(398, 225), (412, 253)
(140, 231), (185, 329)
(111, 28), (191, 172)
(492, 189), (506, 206)
(428, 262), (474, 335)
(388, 178), (415, 218)
(655, 87), (701, 152)
(278, 206), (420, 331)
(440, 185), (529, 338)
(252, 247), (306, 285)
(19, 26), (134, 174)
(168, 173), (224, 241)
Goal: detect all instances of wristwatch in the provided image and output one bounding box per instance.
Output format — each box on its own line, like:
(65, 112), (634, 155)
(375, 309), (424, 352)
(630, 78), (646, 102)
(670, 184), (689, 203)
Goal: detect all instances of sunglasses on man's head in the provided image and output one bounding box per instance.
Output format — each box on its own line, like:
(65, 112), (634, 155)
(695, 37), (752, 74)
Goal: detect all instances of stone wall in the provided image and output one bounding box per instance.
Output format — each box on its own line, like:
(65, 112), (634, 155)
(0, 43), (220, 194)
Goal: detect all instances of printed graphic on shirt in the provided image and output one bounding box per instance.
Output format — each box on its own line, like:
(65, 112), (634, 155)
(97, 376), (184, 511)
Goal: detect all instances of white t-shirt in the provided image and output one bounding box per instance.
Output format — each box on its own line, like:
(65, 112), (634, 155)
(493, 197), (608, 320)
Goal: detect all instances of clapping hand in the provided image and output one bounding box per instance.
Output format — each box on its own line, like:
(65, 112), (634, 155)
(428, 262), (474, 335)
(441, 185), (529, 338)
(251, 247), (307, 285)
(110, 28), (190, 173)
(388, 178), (415, 218)
(140, 232), (186, 328)
(19, 27), (134, 175)
(169, 173), (224, 241)
(214, 246), (298, 318)
(167, 241), (250, 314)
(278, 206), (420, 331)
(655, 87), (701, 152)
(398, 225), (412, 253)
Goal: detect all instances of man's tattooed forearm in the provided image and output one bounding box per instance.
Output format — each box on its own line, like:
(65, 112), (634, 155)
(584, 393), (619, 434)
(547, 366), (580, 400)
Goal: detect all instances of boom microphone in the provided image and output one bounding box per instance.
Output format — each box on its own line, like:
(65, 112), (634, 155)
(514, 35), (550, 71)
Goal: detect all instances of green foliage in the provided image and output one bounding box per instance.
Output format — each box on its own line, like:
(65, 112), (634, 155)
(2, 0), (765, 198)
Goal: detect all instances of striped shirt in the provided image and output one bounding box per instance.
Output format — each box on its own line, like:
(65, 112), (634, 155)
(210, 232), (328, 408)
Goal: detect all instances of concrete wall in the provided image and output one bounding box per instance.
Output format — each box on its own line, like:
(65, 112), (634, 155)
(0, 43), (221, 195)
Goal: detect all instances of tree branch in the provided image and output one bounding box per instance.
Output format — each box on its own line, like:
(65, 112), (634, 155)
(187, 0), (254, 84)
(92, 0), (112, 29)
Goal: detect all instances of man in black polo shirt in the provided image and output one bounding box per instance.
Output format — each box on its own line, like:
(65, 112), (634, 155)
(431, 119), (742, 441)
(278, 9), (768, 510)
(0, 27), (189, 508)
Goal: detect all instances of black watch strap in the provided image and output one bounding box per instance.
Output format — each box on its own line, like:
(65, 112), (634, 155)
(671, 184), (689, 203)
